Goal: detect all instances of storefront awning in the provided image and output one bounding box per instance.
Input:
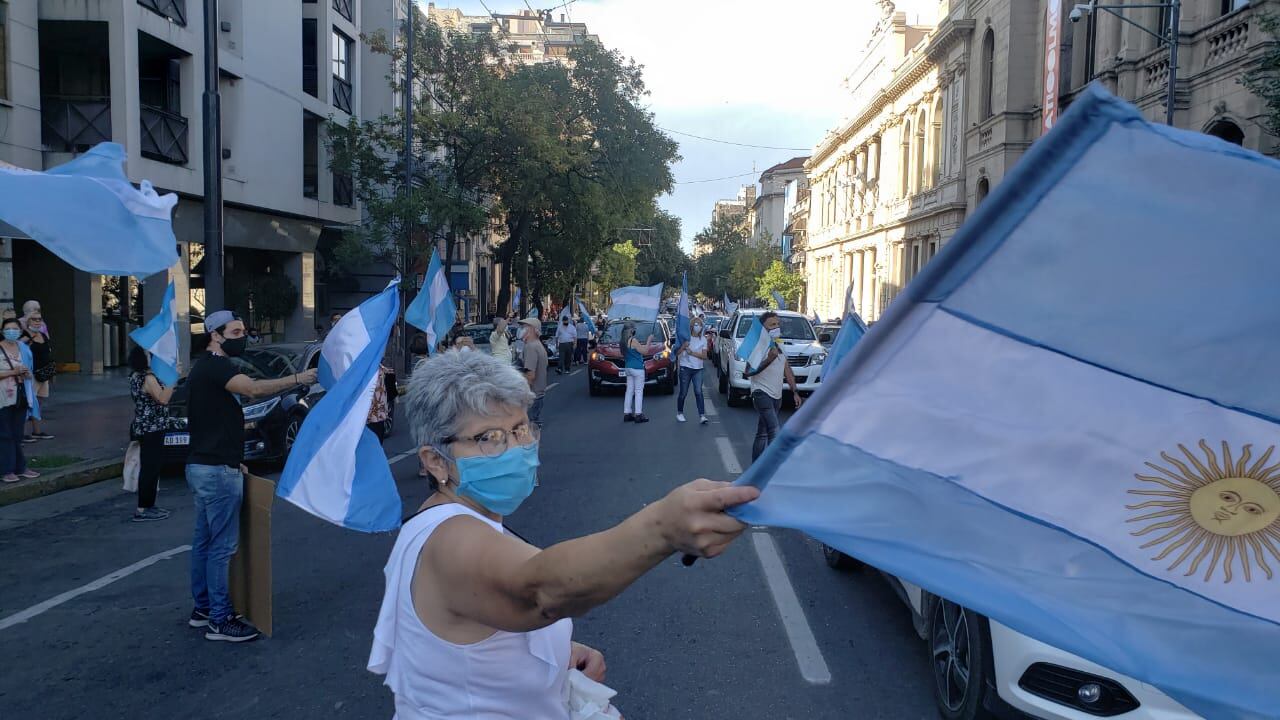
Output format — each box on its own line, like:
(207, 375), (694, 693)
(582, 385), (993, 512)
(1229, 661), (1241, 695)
(171, 199), (322, 254)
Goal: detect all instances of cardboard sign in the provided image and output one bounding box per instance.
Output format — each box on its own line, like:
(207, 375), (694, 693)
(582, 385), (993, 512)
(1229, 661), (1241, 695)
(229, 474), (274, 637)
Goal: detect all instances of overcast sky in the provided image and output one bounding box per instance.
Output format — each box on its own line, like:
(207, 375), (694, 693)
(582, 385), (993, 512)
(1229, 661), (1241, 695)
(417, 0), (938, 250)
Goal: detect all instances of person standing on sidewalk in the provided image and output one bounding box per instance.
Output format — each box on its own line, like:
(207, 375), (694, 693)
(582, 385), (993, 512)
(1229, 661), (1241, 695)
(518, 318), (548, 427)
(128, 345), (174, 521)
(574, 315), (590, 365)
(675, 317), (710, 425)
(746, 312), (802, 462)
(555, 316), (576, 374)
(23, 312), (54, 441)
(621, 322), (652, 424)
(0, 318), (37, 484)
(185, 310), (318, 642)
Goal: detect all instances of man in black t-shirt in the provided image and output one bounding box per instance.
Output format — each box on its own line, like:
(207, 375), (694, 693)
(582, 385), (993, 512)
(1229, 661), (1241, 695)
(185, 310), (317, 643)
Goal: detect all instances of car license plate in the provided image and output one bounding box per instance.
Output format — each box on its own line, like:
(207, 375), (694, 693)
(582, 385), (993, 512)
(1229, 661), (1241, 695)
(164, 432), (190, 447)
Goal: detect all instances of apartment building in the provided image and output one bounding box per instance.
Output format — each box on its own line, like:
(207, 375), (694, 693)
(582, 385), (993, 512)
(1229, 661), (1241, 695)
(0, 0), (389, 372)
(751, 157), (808, 247)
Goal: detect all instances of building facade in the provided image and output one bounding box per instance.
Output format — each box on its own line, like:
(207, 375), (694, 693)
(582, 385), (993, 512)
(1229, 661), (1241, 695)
(0, 0), (382, 372)
(751, 157), (808, 246)
(801, 0), (1276, 323)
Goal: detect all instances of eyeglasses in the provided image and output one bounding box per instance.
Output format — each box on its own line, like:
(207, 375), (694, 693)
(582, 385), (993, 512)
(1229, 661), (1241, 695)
(442, 422), (540, 457)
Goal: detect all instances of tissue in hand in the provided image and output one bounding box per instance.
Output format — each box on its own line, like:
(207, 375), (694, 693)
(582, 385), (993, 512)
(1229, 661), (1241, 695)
(566, 669), (622, 720)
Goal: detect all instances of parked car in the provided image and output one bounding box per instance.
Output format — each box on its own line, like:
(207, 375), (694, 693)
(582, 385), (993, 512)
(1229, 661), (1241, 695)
(461, 322), (515, 353)
(821, 550), (1197, 720)
(815, 322), (842, 348)
(702, 314), (726, 364)
(162, 342), (398, 466)
(715, 309), (827, 406)
(586, 319), (675, 395)
(539, 321), (561, 366)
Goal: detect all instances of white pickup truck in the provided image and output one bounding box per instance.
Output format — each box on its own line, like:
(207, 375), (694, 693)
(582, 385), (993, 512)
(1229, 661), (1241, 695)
(714, 308), (830, 405)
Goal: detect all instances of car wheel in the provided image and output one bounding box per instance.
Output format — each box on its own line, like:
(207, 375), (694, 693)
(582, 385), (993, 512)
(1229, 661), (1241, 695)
(588, 377), (600, 396)
(727, 386), (746, 407)
(718, 367), (728, 394)
(928, 596), (994, 720)
(283, 415), (303, 456)
(822, 543), (863, 571)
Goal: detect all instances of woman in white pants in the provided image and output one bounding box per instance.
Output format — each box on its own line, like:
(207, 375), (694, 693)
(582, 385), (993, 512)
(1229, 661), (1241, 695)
(621, 322), (652, 423)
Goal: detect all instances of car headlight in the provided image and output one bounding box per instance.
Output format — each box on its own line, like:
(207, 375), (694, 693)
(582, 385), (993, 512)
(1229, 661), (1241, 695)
(243, 397), (281, 421)
(809, 352), (827, 366)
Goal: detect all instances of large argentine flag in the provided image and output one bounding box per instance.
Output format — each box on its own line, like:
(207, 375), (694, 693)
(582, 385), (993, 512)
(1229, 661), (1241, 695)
(0, 143), (179, 276)
(734, 316), (772, 373)
(278, 280), (402, 532)
(606, 282), (663, 323)
(734, 85), (1280, 719)
(128, 279), (180, 386)
(405, 249), (455, 355)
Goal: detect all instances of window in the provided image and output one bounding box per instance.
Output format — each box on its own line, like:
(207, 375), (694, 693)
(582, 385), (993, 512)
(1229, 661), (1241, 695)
(931, 97), (944, 186)
(0, 1), (7, 101)
(1205, 119), (1244, 146)
(1220, 0), (1247, 16)
(332, 29), (351, 81)
(980, 29), (995, 120)
(976, 177), (991, 206)
(900, 120), (912, 198)
(302, 19), (318, 97)
(915, 110), (927, 193)
(303, 113), (320, 198)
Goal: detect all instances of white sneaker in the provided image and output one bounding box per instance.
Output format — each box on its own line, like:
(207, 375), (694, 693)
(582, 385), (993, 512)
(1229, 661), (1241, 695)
(676, 413), (687, 423)
(699, 415), (709, 424)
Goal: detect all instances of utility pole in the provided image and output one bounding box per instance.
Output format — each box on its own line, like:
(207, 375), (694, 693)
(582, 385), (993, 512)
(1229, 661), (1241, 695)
(201, 0), (224, 313)
(401, 4), (415, 374)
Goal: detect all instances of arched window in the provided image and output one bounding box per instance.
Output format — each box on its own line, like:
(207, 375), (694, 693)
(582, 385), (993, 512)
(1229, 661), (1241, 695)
(931, 96), (944, 186)
(1206, 119), (1245, 146)
(980, 29), (995, 120)
(900, 120), (912, 198)
(915, 109), (927, 192)
(976, 177), (990, 206)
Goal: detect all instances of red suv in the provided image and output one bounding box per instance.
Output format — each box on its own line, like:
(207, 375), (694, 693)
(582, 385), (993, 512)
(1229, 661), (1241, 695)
(587, 319), (675, 395)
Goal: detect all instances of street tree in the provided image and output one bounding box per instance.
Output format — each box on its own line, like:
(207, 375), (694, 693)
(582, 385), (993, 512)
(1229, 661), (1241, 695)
(690, 215), (748, 298)
(633, 207), (688, 288)
(592, 240), (639, 298)
(728, 243), (777, 300)
(1241, 13), (1280, 151)
(757, 259), (805, 310)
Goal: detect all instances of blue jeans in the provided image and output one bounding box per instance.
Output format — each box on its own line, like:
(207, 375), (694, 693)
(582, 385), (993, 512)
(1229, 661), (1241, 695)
(676, 366), (705, 416)
(186, 464), (243, 623)
(751, 391), (782, 462)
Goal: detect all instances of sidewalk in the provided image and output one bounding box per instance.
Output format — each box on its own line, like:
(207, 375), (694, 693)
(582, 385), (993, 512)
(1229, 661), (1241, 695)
(0, 369), (136, 506)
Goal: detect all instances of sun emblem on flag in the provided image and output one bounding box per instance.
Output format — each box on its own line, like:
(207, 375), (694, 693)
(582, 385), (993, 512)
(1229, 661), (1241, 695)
(1127, 441), (1280, 583)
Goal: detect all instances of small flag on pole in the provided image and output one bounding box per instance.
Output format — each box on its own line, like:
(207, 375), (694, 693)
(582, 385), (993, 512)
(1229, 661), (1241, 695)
(734, 316), (772, 373)
(278, 279), (403, 532)
(511, 288), (521, 314)
(723, 293), (738, 316)
(674, 272), (691, 352)
(405, 249), (455, 355)
(770, 290), (787, 310)
(128, 278), (180, 386)
(577, 299), (596, 335)
(822, 284), (867, 375)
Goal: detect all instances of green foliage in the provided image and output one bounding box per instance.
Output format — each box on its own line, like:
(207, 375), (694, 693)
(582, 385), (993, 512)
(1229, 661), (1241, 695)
(757, 260), (805, 309)
(1241, 13), (1280, 148)
(729, 244), (778, 300)
(634, 208), (688, 287)
(689, 215), (749, 298)
(592, 240), (639, 296)
(227, 273), (300, 324)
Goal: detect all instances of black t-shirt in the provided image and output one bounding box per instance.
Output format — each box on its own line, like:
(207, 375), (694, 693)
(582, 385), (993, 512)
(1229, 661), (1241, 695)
(186, 352), (244, 467)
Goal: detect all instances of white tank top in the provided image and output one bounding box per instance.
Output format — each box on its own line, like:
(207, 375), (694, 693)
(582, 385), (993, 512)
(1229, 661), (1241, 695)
(369, 503), (573, 720)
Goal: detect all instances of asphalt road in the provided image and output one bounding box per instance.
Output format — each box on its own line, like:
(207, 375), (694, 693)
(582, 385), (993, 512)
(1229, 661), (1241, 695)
(0, 363), (941, 720)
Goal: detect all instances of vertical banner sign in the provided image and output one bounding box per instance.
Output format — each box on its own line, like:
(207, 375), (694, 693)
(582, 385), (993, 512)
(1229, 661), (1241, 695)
(1042, 1), (1062, 133)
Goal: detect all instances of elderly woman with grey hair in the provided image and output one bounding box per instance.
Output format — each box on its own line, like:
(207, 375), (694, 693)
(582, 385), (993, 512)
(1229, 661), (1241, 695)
(370, 350), (757, 719)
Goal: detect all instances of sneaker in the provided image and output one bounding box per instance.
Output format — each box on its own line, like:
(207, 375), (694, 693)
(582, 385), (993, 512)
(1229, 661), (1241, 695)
(31, 432), (54, 440)
(188, 609), (211, 628)
(205, 616), (261, 643)
(623, 413), (634, 422)
(18, 470), (39, 479)
(699, 415), (709, 425)
(21, 436), (36, 444)
(132, 508), (170, 522)
(634, 414), (650, 424)
(676, 413), (687, 423)
(2, 474), (18, 483)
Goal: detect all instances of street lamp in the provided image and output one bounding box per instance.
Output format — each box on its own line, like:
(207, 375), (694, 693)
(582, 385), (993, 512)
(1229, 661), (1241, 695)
(1071, 1), (1180, 125)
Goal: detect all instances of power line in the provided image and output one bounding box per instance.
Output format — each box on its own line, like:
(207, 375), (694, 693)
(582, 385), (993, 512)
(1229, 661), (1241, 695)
(676, 170), (759, 185)
(659, 127), (811, 152)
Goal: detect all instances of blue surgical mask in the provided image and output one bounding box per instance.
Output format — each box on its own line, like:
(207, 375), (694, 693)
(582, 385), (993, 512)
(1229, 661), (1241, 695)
(453, 443), (541, 516)
(2, 329), (21, 341)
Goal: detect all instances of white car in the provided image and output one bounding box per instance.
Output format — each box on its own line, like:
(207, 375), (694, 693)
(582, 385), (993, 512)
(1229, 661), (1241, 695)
(715, 309), (829, 405)
(821, 548), (1200, 720)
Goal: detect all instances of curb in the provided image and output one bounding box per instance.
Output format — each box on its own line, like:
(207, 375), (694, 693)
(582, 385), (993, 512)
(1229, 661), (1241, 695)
(0, 457), (123, 507)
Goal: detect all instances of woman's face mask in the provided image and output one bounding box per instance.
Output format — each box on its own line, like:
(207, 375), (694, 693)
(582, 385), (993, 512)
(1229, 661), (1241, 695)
(3, 328), (22, 341)
(451, 443), (541, 516)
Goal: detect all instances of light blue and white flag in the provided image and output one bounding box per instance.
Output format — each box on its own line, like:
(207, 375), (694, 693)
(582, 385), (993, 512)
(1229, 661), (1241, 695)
(821, 284), (867, 376)
(278, 279), (402, 533)
(558, 302), (573, 322)
(674, 272), (691, 352)
(405, 249), (455, 355)
(734, 86), (1280, 719)
(723, 293), (738, 316)
(733, 316), (772, 373)
(606, 282), (663, 323)
(0, 143), (179, 276)
(128, 279), (179, 386)
(769, 290), (787, 310)
(526, 306), (541, 320)
(511, 288), (521, 315)
(576, 299), (596, 335)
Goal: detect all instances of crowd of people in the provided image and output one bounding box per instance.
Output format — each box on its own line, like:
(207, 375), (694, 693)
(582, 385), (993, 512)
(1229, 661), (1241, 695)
(0, 300), (55, 485)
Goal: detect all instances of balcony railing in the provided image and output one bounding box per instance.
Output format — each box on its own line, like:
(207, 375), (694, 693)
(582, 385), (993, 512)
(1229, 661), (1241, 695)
(333, 173), (354, 207)
(41, 96), (112, 152)
(138, 0), (187, 26)
(303, 64), (319, 97)
(332, 75), (353, 114)
(140, 105), (189, 165)
(332, 0), (353, 22)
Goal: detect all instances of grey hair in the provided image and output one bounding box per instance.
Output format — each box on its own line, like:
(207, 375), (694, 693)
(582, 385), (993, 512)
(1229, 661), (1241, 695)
(405, 349), (534, 453)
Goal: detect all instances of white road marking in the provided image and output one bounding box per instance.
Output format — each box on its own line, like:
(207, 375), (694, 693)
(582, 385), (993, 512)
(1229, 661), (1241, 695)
(715, 436), (742, 475)
(751, 532), (833, 685)
(703, 394), (718, 417)
(545, 382), (559, 392)
(0, 545), (192, 633)
(388, 449), (418, 464)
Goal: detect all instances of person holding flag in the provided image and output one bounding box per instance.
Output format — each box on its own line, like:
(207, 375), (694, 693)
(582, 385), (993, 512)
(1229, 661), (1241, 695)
(736, 312), (802, 461)
(126, 345), (177, 521)
(675, 314), (710, 425)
